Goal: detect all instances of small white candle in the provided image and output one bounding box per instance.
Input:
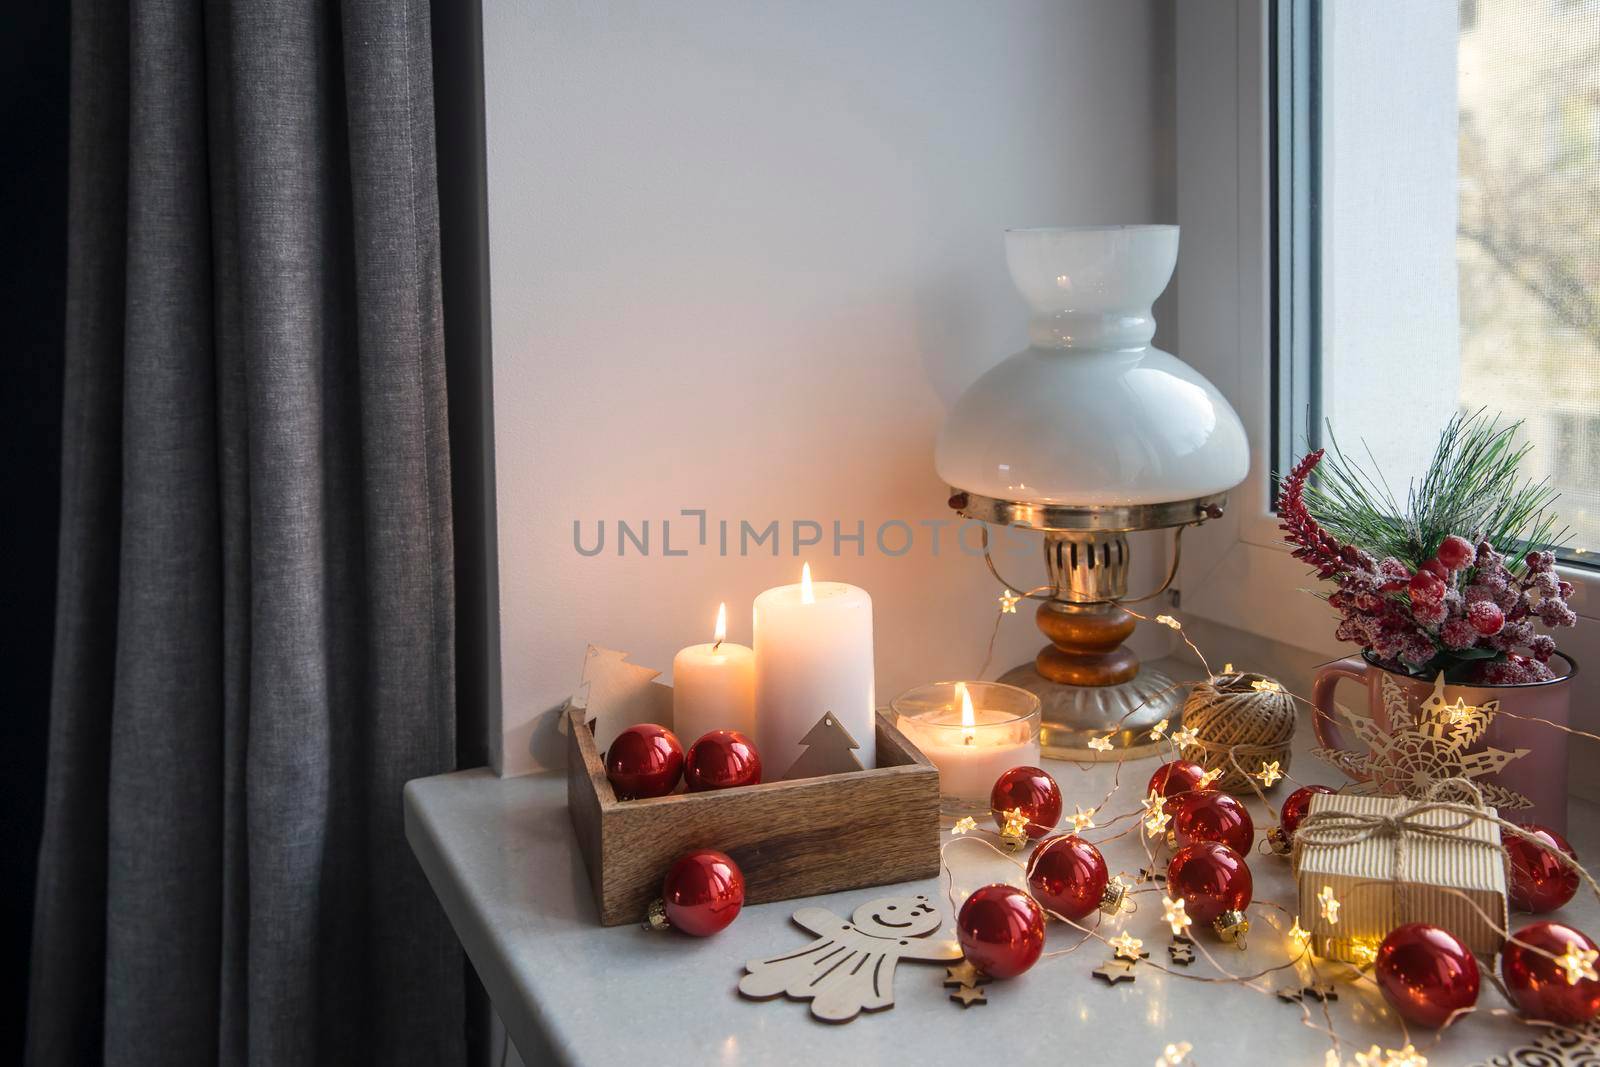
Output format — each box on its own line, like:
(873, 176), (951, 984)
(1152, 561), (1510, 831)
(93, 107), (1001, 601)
(753, 564), (876, 776)
(901, 682), (1040, 807)
(671, 603), (755, 745)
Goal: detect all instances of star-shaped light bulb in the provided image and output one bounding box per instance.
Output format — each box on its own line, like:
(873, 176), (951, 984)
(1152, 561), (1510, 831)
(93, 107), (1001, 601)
(951, 816), (977, 836)
(1149, 718), (1170, 741)
(1111, 931), (1144, 960)
(1155, 614), (1182, 630)
(1156, 1042), (1193, 1067)
(1069, 804), (1097, 832)
(1351, 938), (1379, 967)
(1317, 885), (1341, 925)
(1142, 792), (1171, 838)
(1171, 727), (1199, 750)
(1557, 941), (1599, 985)
(1196, 768), (1222, 789)
(1088, 733), (1114, 753)
(1252, 678), (1283, 693)
(1254, 760), (1283, 787)
(999, 589), (1020, 614)
(1161, 895), (1192, 937)
(1288, 917), (1312, 956)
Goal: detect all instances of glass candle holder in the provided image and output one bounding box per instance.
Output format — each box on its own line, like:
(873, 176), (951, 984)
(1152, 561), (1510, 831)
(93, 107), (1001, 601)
(892, 681), (1042, 814)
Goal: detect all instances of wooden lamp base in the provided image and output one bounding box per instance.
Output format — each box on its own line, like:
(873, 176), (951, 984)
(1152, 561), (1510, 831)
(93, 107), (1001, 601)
(1034, 601), (1139, 687)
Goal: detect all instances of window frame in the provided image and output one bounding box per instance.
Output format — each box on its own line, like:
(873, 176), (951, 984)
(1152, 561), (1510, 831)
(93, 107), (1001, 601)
(1173, 0), (1596, 656)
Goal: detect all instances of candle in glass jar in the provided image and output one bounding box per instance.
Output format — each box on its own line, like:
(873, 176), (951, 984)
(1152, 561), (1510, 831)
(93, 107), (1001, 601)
(672, 603), (756, 745)
(894, 681), (1041, 812)
(753, 564), (876, 776)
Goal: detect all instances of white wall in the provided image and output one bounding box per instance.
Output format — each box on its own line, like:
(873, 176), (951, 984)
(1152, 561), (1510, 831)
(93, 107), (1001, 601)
(484, 0), (1180, 776)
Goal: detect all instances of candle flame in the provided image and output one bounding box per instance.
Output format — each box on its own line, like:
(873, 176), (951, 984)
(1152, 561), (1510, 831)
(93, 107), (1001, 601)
(712, 602), (726, 650)
(800, 562), (814, 604)
(957, 681), (975, 743)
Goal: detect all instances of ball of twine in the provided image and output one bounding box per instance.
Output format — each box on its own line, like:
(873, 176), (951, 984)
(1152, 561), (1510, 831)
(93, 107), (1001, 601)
(1180, 671), (1296, 794)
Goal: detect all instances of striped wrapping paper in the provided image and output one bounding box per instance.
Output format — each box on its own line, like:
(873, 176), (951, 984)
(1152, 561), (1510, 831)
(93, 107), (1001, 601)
(1291, 792), (1509, 962)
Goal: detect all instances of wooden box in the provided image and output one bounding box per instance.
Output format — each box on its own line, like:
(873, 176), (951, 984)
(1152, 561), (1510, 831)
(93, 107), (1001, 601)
(566, 707), (941, 926)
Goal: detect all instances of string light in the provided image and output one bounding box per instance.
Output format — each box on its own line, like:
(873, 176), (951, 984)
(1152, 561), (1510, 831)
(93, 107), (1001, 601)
(1155, 614), (1182, 630)
(1556, 941), (1599, 985)
(1161, 895), (1192, 937)
(1141, 791), (1171, 839)
(1253, 760), (1284, 787)
(1251, 678), (1284, 693)
(1350, 938), (1380, 967)
(1149, 718), (1170, 741)
(1288, 918), (1312, 956)
(999, 589), (1020, 614)
(1317, 886), (1341, 925)
(1442, 697), (1476, 725)
(1156, 1041), (1193, 1067)
(1088, 733), (1114, 752)
(1171, 727), (1199, 749)
(1223, 662), (1235, 674)
(1111, 931), (1144, 960)
(1069, 804), (1097, 832)
(951, 816), (977, 836)
(1195, 767), (1221, 788)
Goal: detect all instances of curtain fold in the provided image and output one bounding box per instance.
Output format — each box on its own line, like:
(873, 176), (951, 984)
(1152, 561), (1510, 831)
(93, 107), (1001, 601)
(28, 0), (462, 1063)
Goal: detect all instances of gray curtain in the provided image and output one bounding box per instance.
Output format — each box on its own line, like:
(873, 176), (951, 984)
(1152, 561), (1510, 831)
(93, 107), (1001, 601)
(27, 0), (463, 1064)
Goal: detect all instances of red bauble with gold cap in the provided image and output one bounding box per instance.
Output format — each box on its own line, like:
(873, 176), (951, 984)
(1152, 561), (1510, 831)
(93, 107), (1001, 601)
(956, 884), (1046, 979)
(605, 723), (684, 799)
(1506, 824), (1580, 914)
(1026, 834), (1109, 920)
(1501, 922), (1600, 1024)
(1148, 759), (1208, 798)
(684, 729), (762, 791)
(1171, 789), (1254, 855)
(1167, 841), (1252, 942)
(655, 849), (745, 937)
(990, 765), (1062, 839)
(1375, 923), (1480, 1028)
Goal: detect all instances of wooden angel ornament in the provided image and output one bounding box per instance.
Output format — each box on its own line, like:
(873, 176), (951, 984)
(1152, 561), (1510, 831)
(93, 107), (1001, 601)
(738, 894), (961, 1022)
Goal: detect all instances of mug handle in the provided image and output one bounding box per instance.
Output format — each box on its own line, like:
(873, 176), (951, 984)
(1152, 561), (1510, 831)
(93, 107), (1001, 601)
(1311, 657), (1371, 756)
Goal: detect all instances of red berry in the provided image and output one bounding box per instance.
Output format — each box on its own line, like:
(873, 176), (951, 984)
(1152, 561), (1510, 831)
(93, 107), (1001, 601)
(1467, 601), (1505, 636)
(1437, 535), (1475, 571)
(1409, 571), (1444, 602)
(1421, 558), (1449, 581)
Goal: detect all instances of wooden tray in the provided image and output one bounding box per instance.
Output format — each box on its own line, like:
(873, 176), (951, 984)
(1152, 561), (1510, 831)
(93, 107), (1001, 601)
(566, 707), (941, 926)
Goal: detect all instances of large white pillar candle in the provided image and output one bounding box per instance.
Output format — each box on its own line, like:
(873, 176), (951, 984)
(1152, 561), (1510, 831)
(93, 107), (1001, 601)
(753, 564), (876, 777)
(671, 603), (756, 745)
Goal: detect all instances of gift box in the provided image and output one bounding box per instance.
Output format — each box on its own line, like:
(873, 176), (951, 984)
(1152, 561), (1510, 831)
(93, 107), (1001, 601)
(1291, 792), (1509, 962)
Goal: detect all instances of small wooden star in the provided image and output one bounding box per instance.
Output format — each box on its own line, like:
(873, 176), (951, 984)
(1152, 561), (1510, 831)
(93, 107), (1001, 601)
(1168, 940), (1195, 966)
(949, 984), (988, 1007)
(1138, 865), (1167, 885)
(1092, 960), (1137, 986)
(1277, 982), (1339, 1004)
(943, 960), (989, 988)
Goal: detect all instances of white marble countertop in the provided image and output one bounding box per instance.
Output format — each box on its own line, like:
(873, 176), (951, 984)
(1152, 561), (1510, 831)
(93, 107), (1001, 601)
(406, 652), (1597, 1066)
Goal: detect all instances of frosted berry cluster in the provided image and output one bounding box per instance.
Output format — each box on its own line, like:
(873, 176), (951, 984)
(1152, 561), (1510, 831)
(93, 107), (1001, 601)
(1278, 450), (1574, 683)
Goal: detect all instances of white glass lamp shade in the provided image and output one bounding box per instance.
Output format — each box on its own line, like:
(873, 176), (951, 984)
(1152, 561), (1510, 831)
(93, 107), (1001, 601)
(936, 226), (1248, 507)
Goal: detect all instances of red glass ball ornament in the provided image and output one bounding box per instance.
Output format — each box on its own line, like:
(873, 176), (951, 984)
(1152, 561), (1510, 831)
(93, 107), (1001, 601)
(1501, 922), (1600, 1024)
(990, 766), (1062, 839)
(1375, 923), (1480, 1028)
(1507, 824), (1580, 914)
(660, 849), (745, 936)
(684, 730), (762, 792)
(1171, 789), (1255, 855)
(956, 883), (1046, 979)
(1166, 841), (1253, 925)
(1148, 759), (1208, 798)
(605, 723), (684, 799)
(1025, 835), (1108, 921)
(1279, 784), (1336, 838)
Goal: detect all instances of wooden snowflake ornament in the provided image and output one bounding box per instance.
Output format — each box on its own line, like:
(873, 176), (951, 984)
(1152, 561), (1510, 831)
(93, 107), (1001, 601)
(1313, 672), (1532, 810)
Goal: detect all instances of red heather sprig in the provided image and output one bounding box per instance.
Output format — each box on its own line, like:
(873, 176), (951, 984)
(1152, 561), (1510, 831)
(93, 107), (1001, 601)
(1278, 449), (1376, 580)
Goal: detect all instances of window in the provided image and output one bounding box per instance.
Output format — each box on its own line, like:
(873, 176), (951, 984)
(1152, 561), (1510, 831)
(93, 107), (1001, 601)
(1275, 0), (1600, 566)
